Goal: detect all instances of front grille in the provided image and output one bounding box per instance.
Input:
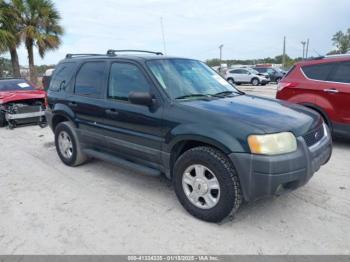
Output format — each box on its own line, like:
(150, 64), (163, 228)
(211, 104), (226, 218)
(303, 124), (324, 147)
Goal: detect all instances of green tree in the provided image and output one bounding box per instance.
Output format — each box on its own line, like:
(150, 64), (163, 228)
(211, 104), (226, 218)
(0, 0), (21, 77)
(10, 0), (63, 83)
(331, 29), (350, 54)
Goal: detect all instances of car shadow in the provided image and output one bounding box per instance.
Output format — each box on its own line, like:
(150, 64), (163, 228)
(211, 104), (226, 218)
(333, 136), (350, 147)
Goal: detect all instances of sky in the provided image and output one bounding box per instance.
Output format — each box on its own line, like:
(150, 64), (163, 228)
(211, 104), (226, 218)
(5, 0), (350, 66)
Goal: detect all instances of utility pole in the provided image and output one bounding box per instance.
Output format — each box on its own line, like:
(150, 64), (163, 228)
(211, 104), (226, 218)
(305, 38), (309, 59)
(160, 17), (167, 55)
(219, 44), (224, 62)
(282, 36), (286, 68)
(301, 41), (306, 59)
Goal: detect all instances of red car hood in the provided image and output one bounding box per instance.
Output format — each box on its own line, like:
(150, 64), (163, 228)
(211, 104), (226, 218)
(0, 90), (46, 104)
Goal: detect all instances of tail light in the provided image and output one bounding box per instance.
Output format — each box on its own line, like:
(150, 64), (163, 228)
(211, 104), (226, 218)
(277, 82), (297, 92)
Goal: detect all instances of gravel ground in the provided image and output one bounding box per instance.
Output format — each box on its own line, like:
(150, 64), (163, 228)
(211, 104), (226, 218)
(0, 84), (349, 254)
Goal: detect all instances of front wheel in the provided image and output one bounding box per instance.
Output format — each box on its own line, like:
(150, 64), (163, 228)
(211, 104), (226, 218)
(251, 78), (260, 86)
(227, 78), (235, 85)
(173, 146), (242, 222)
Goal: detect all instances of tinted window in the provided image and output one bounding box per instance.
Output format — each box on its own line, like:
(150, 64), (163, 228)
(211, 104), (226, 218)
(255, 68), (266, 73)
(329, 62), (350, 83)
(75, 62), (107, 97)
(232, 69), (245, 74)
(302, 63), (334, 80)
(108, 63), (151, 101)
(0, 79), (35, 91)
(50, 62), (76, 91)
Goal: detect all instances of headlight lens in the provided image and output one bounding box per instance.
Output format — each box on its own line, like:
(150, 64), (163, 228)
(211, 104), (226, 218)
(248, 132), (297, 155)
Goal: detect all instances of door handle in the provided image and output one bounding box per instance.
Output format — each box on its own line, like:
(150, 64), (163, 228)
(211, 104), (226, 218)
(105, 109), (119, 115)
(323, 88), (339, 93)
(68, 101), (78, 107)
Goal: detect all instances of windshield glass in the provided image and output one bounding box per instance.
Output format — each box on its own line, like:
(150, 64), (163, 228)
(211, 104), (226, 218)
(0, 79), (35, 91)
(147, 59), (239, 99)
(247, 68), (259, 74)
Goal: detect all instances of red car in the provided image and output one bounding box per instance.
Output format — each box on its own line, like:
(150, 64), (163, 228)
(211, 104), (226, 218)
(0, 78), (47, 128)
(276, 55), (350, 138)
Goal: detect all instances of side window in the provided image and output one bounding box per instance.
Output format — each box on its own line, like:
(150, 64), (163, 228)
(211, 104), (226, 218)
(328, 62), (350, 84)
(75, 62), (107, 97)
(302, 63), (334, 81)
(108, 63), (151, 101)
(49, 62), (76, 91)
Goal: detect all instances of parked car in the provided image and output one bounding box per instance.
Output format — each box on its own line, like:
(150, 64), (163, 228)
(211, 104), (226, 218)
(0, 78), (47, 128)
(276, 54), (350, 138)
(253, 67), (285, 83)
(225, 68), (269, 86)
(46, 50), (332, 222)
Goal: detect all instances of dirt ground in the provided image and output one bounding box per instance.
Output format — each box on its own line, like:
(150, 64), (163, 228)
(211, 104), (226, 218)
(0, 84), (349, 254)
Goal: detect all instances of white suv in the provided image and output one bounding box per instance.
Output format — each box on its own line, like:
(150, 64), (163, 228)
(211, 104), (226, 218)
(225, 68), (270, 86)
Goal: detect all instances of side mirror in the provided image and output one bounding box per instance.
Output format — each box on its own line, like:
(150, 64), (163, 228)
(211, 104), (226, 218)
(128, 91), (154, 106)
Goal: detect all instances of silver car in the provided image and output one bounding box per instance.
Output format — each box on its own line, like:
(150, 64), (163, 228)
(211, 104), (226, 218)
(225, 68), (270, 86)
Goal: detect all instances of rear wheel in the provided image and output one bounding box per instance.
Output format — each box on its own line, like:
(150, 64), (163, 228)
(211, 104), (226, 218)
(55, 121), (88, 166)
(251, 78), (260, 86)
(173, 146), (242, 222)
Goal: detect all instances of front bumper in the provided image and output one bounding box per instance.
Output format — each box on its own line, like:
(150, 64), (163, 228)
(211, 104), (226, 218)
(260, 78), (270, 84)
(229, 125), (332, 201)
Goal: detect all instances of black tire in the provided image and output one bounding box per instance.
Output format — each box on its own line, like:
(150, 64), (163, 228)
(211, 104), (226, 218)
(275, 77), (282, 83)
(173, 146), (242, 223)
(0, 111), (6, 127)
(251, 78), (260, 86)
(54, 121), (88, 166)
(227, 78), (235, 85)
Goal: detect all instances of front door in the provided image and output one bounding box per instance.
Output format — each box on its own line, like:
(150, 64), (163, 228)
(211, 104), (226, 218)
(103, 61), (163, 166)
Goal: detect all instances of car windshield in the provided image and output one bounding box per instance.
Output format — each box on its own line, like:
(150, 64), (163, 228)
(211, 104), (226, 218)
(0, 79), (35, 91)
(147, 59), (240, 99)
(248, 69), (259, 74)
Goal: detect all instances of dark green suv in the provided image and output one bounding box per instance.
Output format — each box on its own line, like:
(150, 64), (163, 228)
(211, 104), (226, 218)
(46, 50), (332, 222)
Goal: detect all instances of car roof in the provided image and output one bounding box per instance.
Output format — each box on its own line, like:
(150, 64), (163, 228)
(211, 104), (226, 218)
(60, 54), (193, 63)
(297, 54), (350, 67)
(0, 78), (27, 82)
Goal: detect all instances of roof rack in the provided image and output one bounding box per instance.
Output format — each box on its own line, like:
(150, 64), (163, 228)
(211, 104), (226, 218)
(65, 53), (102, 59)
(325, 53), (350, 58)
(106, 49), (163, 56)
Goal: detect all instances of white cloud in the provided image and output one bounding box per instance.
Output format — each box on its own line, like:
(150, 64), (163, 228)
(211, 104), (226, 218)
(8, 0), (350, 65)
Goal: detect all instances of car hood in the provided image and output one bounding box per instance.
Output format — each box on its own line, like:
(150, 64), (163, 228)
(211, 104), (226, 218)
(180, 95), (320, 136)
(0, 90), (46, 104)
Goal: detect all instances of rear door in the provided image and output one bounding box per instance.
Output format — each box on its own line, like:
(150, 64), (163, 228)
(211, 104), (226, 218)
(67, 61), (109, 150)
(103, 61), (163, 165)
(325, 61), (350, 125)
(302, 61), (350, 126)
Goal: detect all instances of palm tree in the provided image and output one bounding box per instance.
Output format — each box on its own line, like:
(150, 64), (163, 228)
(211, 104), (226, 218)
(0, 0), (21, 77)
(11, 0), (63, 83)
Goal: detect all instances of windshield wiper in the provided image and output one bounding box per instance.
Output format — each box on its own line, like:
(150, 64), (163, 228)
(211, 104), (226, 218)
(212, 90), (243, 97)
(175, 94), (210, 100)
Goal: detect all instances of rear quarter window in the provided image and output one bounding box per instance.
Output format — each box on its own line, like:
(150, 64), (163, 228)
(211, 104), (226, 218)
(49, 62), (77, 91)
(301, 63), (334, 81)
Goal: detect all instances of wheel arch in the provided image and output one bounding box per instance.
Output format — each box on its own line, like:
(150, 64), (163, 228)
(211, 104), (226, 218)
(166, 137), (233, 179)
(301, 102), (332, 129)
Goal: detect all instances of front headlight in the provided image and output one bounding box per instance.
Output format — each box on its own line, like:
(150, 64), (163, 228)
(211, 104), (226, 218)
(248, 132), (297, 155)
